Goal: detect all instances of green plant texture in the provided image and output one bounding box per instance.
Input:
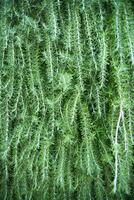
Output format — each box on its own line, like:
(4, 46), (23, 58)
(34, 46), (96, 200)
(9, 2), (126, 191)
(0, 0), (134, 199)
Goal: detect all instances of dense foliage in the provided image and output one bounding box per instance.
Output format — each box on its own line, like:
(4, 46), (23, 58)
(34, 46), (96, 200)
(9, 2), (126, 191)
(0, 0), (134, 199)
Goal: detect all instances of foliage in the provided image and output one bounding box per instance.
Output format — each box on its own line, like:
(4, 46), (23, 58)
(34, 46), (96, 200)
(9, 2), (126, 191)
(0, 0), (134, 199)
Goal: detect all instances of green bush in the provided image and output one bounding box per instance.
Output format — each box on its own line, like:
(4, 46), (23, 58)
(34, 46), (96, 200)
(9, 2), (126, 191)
(0, 0), (134, 199)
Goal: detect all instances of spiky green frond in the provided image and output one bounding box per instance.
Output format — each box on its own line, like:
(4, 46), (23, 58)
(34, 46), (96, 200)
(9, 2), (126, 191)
(0, 0), (134, 200)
